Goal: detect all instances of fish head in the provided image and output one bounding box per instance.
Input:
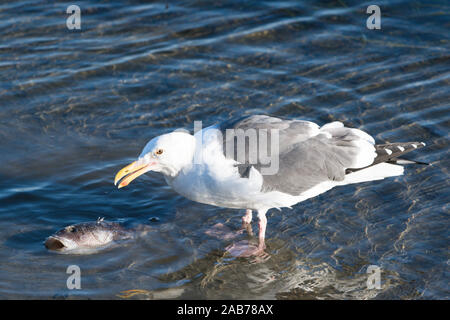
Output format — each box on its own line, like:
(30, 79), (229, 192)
(44, 235), (78, 251)
(44, 223), (114, 253)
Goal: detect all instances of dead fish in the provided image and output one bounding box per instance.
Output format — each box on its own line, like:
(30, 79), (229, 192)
(44, 218), (134, 254)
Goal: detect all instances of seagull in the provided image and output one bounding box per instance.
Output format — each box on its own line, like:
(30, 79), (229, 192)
(114, 115), (427, 257)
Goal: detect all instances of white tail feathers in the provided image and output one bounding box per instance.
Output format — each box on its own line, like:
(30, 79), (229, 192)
(342, 162), (404, 185)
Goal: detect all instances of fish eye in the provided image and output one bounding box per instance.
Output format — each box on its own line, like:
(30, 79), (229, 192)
(70, 227), (76, 232)
(155, 149), (164, 155)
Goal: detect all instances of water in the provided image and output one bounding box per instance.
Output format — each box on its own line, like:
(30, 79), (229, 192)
(0, 0), (448, 299)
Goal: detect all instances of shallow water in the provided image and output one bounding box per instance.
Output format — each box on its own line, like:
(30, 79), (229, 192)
(0, 0), (448, 299)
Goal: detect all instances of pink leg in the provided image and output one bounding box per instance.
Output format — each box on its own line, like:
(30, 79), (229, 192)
(226, 209), (269, 258)
(241, 209), (253, 236)
(242, 209), (252, 224)
(257, 213), (267, 251)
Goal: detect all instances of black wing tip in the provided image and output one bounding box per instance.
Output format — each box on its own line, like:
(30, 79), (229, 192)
(347, 141), (429, 174)
(387, 158), (430, 166)
(384, 141), (429, 165)
(376, 141), (427, 157)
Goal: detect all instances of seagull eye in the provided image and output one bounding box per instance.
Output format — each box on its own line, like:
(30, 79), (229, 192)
(155, 149), (164, 155)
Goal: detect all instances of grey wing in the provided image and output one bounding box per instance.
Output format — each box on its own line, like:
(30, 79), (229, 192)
(220, 115), (321, 163)
(220, 115), (377, 196)
(261, 134), (374, 195)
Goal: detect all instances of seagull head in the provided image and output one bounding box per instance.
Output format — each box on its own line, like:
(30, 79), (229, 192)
(114, 131), (196, 188)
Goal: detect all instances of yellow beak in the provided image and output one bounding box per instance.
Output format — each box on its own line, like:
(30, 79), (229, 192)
(114, 161), (154, 189)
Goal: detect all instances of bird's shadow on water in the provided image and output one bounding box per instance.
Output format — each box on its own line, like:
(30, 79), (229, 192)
(154, 202), (395, 299)
(152, 237), (335, 299)
(149, 210), (309, 298)
(152, 238), (397, 300)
